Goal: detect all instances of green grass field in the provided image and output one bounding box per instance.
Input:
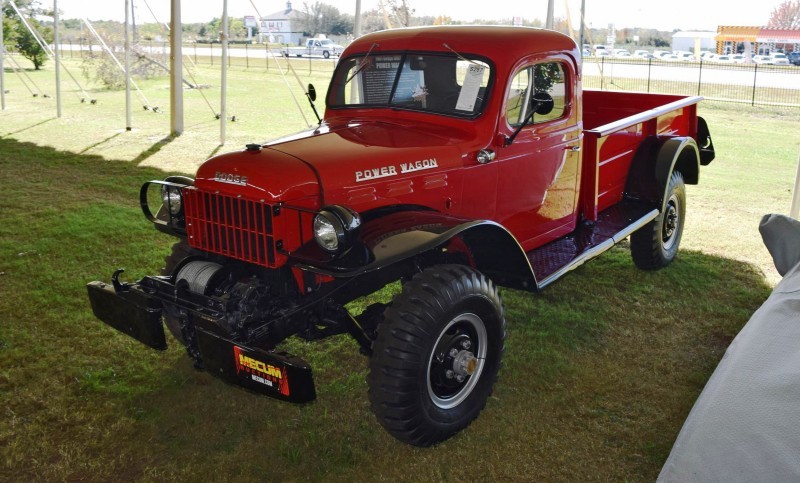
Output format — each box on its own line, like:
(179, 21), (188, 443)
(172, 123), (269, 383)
(1, 55), (799, 481)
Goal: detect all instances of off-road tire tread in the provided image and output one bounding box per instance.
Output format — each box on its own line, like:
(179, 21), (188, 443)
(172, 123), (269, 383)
(631, 171), (686, 270)
(367, 264), (506, 447)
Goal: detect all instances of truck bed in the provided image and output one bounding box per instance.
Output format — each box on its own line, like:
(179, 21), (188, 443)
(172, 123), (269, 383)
(580, 90), (702, 219)
(525, 90), (704, 289)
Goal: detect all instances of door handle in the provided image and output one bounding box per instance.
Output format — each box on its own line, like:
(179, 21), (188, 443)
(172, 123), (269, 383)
(565, 145), (581, 152)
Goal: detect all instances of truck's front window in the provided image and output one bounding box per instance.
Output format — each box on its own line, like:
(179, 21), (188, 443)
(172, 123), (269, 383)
(328, 52), (492, 117)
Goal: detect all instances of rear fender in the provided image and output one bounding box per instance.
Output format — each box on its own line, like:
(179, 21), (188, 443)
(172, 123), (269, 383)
(293, 209), (537, 291)
(625, 136), (699, 210)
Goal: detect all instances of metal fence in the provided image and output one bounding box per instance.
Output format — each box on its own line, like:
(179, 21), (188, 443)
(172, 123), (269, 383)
(54, 41), (800, 108)
(582, 57), (800, 108)
(56, 40), (340, 74)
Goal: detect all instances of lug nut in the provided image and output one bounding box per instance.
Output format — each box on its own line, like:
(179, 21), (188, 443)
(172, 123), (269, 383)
(461, 340), (472, 350)
(455, 374), (465, 383)
(449, 348), (459, 358)
(446, 370), (455, 379)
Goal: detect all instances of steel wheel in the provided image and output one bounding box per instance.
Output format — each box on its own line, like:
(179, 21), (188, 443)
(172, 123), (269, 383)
(368, 264), (506, 447)
(427, 313), (487, 409)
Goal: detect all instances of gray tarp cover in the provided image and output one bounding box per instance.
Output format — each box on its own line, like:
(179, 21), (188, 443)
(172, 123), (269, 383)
(658, 214), (800, 482)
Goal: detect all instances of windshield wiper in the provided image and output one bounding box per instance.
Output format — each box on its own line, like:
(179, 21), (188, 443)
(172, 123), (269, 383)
(345, 43), (380, 84)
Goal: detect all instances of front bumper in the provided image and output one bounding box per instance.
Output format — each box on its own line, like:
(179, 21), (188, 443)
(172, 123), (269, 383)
(86, 278), (316, 403)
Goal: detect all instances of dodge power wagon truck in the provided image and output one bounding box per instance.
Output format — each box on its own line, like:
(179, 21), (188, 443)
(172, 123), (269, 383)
(87, 26), (714, 446)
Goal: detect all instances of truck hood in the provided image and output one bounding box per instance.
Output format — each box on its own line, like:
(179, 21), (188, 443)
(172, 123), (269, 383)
(269, 120), (470, 205)
(194, 147), (320, 202)
(195, 120), (474, 206)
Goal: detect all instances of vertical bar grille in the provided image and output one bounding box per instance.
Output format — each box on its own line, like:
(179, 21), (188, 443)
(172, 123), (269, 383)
(184, 189), (276, 267)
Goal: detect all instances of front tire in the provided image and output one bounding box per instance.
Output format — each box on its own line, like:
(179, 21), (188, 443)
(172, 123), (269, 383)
(631, 171), (686, 269)
(368, 265), (506, 446)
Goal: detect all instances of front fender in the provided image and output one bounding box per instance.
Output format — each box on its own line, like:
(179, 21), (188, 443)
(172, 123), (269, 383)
(292, 209), (537, 290)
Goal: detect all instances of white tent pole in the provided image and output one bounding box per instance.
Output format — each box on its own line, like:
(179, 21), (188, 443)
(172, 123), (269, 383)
(354, 0), (362, 37)
(791, 151), (800, 220)
(170, 0), (183, 134)
(220, 0), (228, 145)
(1, 0), (6, 111)
(53, 0), (61, 116)
(124, 0), (131, 130)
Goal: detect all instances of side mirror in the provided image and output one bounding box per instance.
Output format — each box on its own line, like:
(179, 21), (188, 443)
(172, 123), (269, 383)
(307, 84), (317, 102)
(532, 91), (554, 115)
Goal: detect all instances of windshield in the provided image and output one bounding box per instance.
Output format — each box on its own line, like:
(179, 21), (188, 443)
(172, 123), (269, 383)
(328, 52), (492, 117)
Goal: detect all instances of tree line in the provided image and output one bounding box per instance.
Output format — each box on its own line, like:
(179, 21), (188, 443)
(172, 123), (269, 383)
(5, 0), (799, 72)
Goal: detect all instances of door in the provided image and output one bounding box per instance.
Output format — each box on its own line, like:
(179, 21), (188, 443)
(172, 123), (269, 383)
(494, 60), (581, 251)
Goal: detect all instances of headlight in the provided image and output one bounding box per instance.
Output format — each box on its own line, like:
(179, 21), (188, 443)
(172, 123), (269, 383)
(161, 185), (183, 215)
(313, 205), (361, 253)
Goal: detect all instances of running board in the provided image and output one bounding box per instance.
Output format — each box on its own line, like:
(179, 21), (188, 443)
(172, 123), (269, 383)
(528, 201), (659, 290)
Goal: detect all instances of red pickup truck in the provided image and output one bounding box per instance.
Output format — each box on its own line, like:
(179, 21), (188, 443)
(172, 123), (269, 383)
(88, 26), (714, 446)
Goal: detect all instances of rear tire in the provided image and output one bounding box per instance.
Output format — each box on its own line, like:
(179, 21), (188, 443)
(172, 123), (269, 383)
(323, 50), (330, 59)
(367, 265), (506, 446)
(631, 171), (686, 269)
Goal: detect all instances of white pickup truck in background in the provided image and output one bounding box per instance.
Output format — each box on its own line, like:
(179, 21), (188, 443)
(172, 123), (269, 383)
(281, 38), (344, 59)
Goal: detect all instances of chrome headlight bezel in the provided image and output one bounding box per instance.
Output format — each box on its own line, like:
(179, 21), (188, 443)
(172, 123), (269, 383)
(312, 205), (361, 253)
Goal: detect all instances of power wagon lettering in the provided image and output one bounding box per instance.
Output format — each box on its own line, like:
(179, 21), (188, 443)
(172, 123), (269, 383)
(355, 165), (397, 182)
(355, 158), (438, 182)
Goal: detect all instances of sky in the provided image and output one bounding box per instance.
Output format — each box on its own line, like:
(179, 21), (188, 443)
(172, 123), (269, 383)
(49, 0), (788, 32)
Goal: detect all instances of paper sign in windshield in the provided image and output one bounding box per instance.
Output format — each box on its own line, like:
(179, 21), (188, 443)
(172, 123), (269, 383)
(455, 64), (486, 112)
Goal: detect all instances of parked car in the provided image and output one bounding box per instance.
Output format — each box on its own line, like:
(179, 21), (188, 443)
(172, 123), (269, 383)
(788, 52), (800, 65)
(612, 49), (631, 57)
(730, 54), (746, 64)
(652, 50), (671, 59)
(771, 53), (790, 65)
(753, 55), (775, 64)
(674, 51), (696, 61)
(660, 53), (680, 62)
(713, 54), (733, 63)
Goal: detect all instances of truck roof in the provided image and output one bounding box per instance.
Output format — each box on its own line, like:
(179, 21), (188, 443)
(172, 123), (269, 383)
(343, 26), (579, 68)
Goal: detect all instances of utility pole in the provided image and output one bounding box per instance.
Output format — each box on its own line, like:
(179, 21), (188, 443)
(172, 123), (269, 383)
(220, 0), (228, 145)
(354, 0), (362, 38)
(579, 0), (586, 52)
(546, 0), (554, 29)
(125, 0), (132, 130)
(170, 0), (183, 135)
(1, 0), (6, 111)
(54, 0), (62, 117)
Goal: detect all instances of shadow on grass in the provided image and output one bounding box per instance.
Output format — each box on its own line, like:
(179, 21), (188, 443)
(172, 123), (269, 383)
(0, 137), (776, 481)
(78, 132), (123, 154)
(0, 117), (55, 137)
(132, 134), (178, 165)
(100, 251), (772, 482)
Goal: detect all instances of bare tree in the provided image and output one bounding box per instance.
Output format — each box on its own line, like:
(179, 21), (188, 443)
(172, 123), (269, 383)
(386, 0), (415, 28)
(300, 2), (350, 36)
(767, 0), (800, 29)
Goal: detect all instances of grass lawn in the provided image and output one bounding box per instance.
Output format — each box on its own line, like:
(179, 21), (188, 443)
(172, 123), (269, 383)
(1, 56), (799, 481)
